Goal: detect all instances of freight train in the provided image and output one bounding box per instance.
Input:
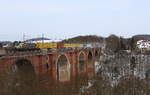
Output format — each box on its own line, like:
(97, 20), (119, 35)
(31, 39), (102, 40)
(36, 42), (83, 49)
(15, 42), (84, 49)
(0, 42), (98, 56)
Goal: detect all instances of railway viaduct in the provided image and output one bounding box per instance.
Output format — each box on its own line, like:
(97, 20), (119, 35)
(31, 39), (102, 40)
(0, 48), (101, 82)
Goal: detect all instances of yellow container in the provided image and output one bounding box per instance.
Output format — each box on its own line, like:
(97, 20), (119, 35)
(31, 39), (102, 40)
(64, 43), (83, 48)
(36, 43), (57, 48)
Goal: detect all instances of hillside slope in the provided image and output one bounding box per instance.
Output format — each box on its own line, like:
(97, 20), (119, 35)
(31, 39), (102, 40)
(62, 35), (104, 43)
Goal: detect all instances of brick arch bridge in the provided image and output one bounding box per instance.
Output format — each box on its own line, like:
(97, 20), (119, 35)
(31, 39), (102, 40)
(0, 48), (101, 82)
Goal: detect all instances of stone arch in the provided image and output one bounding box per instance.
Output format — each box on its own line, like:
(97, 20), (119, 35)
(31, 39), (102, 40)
(5, 58), (37, 93)
(13, 58), (35, 73)
(56, 54), (70, 82)
(11, 58), (36, 83)
(95, 50), (99, 59)
(78, 52), (86, 72)
(88, 51), (93, 61)
(44, 55), (50, 70)
(87, 51), (93, 68)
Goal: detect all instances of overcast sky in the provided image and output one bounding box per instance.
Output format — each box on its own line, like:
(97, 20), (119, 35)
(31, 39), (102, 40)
(0, 0), (150, 41)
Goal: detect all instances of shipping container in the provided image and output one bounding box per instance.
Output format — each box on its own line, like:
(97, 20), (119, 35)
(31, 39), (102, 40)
(57, 43), (64, 48)
(35, 43), (57, 48)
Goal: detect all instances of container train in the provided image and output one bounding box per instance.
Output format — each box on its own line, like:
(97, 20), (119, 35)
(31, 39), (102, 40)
(0, 42), (98, 56)
(15, 42), (84, 49)
(36, 43), (83, 49)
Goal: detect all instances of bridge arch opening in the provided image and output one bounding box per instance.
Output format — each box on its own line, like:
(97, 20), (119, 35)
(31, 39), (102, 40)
(11, 58), (35, 84)
(79, 52), (85, 72)
(56, 54), (70, 82)
(87, 51), (93, 68)
(95, 50), (99, 59)
(13, 58), (35, 73)
(88, 51), (93, 61)
(44, 55), (50, 70)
